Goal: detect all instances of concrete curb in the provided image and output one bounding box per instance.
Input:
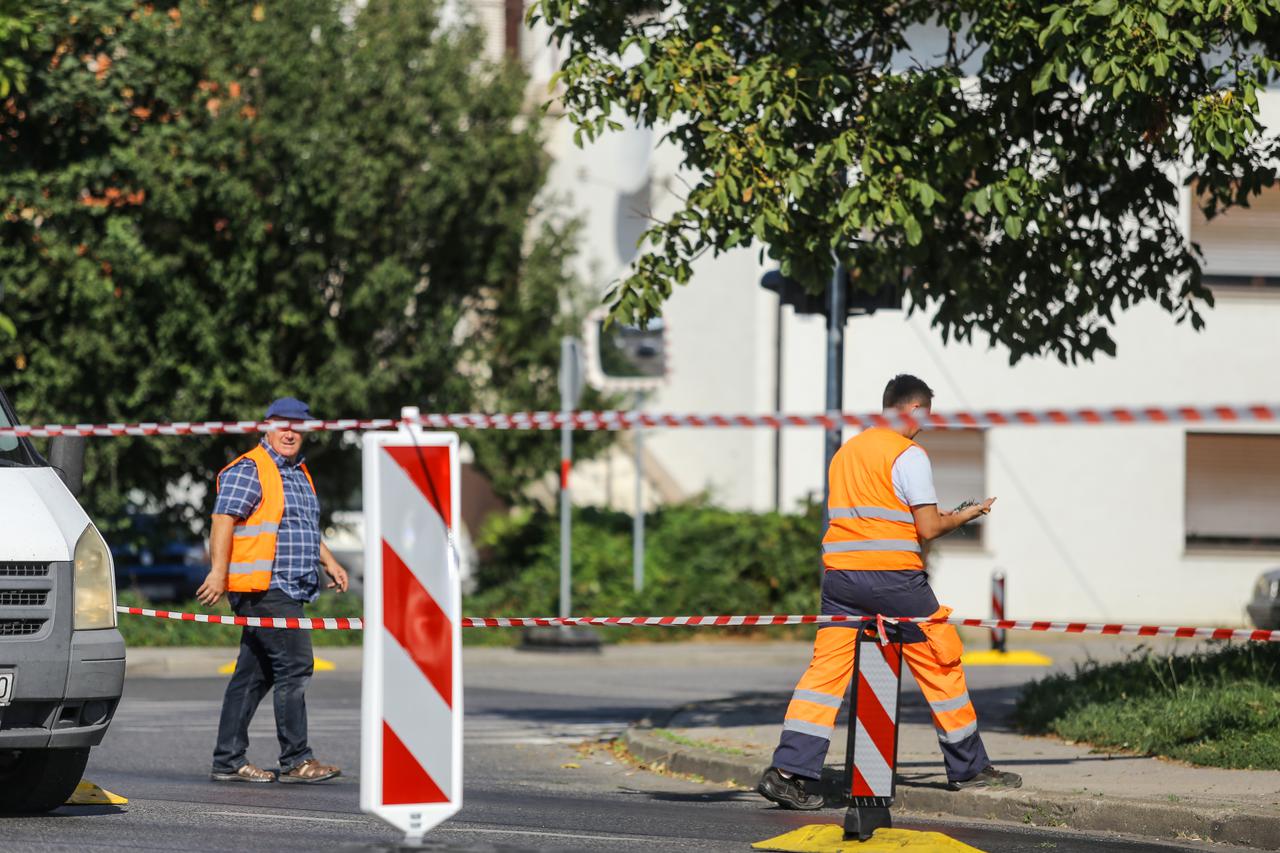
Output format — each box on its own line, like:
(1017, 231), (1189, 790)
(620, 724), (1280, 850)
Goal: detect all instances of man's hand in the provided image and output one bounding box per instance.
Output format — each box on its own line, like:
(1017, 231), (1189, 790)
(323, 560), (349, 593)
(196, 570), (228, 607)
(958, 497), (996, 522)
(912, 497), (997, 540)
(319, 542), (349, 592)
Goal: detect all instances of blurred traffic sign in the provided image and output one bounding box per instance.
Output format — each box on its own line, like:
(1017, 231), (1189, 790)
(360, 413), (462, 841)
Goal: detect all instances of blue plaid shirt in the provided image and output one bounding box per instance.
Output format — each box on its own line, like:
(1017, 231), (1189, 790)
(214, 440), (322, 603)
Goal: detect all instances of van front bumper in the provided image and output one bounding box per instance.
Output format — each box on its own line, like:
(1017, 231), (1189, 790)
(0, 628), (124, 749)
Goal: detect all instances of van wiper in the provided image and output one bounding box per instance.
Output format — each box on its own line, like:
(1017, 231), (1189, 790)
(0, 458), (32, 467)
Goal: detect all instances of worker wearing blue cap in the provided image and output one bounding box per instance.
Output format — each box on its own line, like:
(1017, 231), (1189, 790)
(197, 397), (348, 784)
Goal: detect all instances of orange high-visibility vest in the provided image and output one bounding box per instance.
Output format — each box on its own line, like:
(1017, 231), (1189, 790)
(822, 427), (924, 571)
(217, 445), (316, 593)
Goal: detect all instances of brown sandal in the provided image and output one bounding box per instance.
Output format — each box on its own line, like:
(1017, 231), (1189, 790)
(211, 762), (276, 783)
(278, 758), (340, 784)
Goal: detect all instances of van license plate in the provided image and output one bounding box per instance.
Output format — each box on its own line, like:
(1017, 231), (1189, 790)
(0, 671), (12, 706)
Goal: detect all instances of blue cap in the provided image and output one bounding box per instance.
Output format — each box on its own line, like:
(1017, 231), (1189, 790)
(263, 396), (313, 421)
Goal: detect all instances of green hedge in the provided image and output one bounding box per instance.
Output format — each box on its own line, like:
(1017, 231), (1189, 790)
(1016, 642), (1280, 769)
(466, 500), (825, 642)
(116, 500), (828, 646)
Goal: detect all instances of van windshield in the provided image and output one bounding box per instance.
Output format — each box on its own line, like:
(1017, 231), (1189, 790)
(0, 391), (37, 466)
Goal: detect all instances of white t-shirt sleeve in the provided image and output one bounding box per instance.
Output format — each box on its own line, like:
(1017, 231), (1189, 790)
(891, 446), (938, 508)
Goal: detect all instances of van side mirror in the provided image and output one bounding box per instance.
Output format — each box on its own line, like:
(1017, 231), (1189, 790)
(48, 435), (87, 498)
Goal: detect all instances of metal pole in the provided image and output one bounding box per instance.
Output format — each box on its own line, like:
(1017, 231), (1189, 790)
(633, 393), (646, 593)
(773, 296), (784, 511)
(991, 571), (1007, 653)
(559, 337), (574, 620)
(823, 261), (847, 525)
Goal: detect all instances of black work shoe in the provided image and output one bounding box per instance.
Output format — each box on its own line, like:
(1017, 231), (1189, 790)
(950, 766), (1022, 791)
(757, 767), (825, 810)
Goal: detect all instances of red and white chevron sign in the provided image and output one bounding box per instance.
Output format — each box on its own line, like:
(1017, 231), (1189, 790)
(360, 422), (462, 840)
(848, 633), (903, 807)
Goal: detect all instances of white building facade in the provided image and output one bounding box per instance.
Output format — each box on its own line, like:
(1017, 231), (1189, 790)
(485, 6), (1280, 626)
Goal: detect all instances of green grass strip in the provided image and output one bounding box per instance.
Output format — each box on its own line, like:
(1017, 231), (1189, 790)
(1016, 642), (1280, 770)
(649, 728), (748, 756)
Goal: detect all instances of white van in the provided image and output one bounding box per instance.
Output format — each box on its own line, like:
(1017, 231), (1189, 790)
(0, 385), (124, 812)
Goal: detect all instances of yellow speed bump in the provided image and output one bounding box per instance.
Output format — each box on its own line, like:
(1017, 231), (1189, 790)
(960, 649), (1052, 666)
(66, 780), (128, 806)
(753, 825), (986, 852)
(219, 656), (336, 675)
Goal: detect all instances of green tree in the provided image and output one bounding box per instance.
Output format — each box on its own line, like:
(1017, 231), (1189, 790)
(532, 0), (1280, 362)
(0, 2), (44, 100)
(0, 0), (607, 529)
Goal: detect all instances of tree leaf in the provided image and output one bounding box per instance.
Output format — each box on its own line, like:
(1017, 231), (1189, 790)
(904, 216), (923, 245)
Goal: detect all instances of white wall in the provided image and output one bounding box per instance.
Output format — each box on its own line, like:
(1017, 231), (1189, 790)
(530, 20), (1280, 625)
(766, 293), (1280, 625)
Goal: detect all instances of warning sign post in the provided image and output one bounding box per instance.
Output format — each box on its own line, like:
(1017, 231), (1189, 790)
(843, 627), (903, 841)
(360, 413), (462, 841)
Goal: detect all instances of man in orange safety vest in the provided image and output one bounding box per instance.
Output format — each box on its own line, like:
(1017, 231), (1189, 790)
(197, 397), (349, 784)
(758, 374), (1022, 809)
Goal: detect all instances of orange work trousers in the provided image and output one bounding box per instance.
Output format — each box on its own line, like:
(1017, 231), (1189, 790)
(771, 569), (989, 783)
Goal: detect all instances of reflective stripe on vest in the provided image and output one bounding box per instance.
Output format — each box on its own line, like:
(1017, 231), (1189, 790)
(827, 506), (915, 523)
(216, 445), (316, 593)
(822, 539), (922, 554)
(233, 522), (281, 538)
(822, 427), (924, 571)
(229, 559), (275, 575)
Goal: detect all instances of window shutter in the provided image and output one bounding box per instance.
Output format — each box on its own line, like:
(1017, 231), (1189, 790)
(916, 431), (985, 511)
(1185, 433), (1280, 540)
(1189, 188), (1280, 277)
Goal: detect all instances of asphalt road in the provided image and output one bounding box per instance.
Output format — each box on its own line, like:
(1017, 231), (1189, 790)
(0, 640), (1255, 852)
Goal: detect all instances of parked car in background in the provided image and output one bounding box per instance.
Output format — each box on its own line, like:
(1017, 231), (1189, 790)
(1246, 568), (1280, 630)
(110, 514), (208, 603)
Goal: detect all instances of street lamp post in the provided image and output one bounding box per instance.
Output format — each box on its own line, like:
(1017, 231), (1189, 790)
(823, 261), (847, 519)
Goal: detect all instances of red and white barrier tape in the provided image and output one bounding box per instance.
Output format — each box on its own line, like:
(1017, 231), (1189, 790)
(116, 606), (1280, 642)
(117, 606), (362, 630)
(8, 403), (1280, 438)
(409, 404), (1280, 432)
(0, 417), (398, 438)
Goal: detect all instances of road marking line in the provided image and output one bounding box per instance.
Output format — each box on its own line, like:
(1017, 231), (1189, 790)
(441, 825), (672, 843)
(206, 810), (363, 824)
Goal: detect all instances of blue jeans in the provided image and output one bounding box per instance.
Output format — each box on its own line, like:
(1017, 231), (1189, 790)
(211, 589), (315, 774)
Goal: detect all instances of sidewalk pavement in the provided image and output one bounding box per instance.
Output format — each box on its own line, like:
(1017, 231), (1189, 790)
(623, 686), (1280, 851)
(123, 646), (364, 677)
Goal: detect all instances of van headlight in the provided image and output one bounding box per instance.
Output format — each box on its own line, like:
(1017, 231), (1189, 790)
(74, 525), (117, 629)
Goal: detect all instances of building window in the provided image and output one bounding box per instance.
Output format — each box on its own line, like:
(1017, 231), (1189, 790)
(1185, 433), (1280, 549)
(917, 430), (986, 546)
(1189, 187), (1280, 290)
